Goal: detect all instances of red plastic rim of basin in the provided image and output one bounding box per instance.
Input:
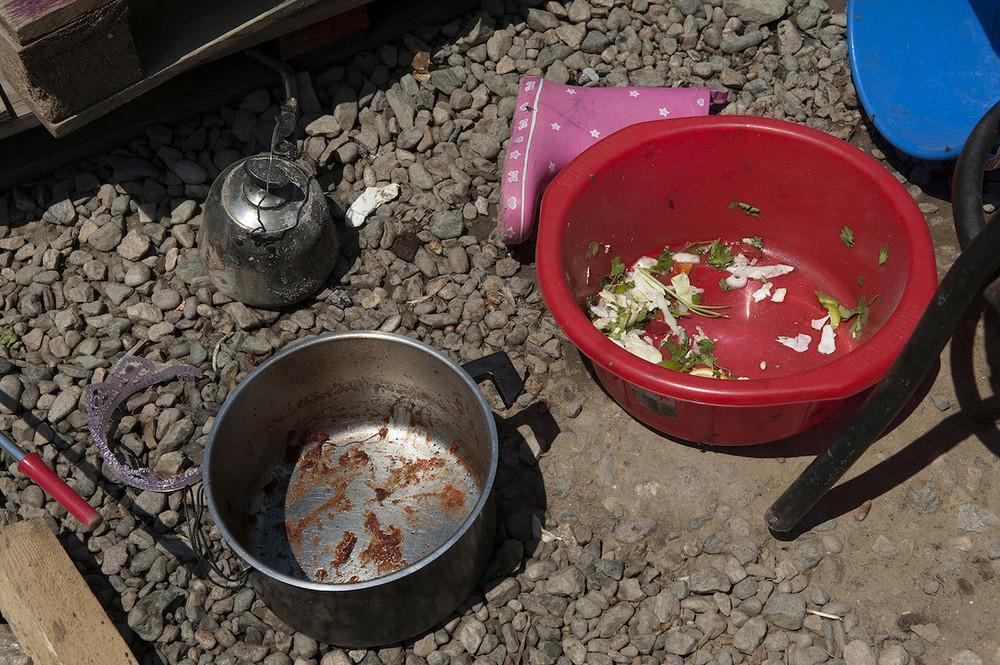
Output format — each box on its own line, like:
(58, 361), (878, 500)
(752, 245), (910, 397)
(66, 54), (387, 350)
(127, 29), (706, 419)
(536, 116), (939, 408)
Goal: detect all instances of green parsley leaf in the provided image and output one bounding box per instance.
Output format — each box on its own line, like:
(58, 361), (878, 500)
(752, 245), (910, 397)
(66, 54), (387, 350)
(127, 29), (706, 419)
(729, 201), (761, 217)
(586, 241), (600, 258)
(719, 277), (734, 292)
(744, 236), (765, 250)
(840, 226), (855, 248)
(879, 245), (889, 265)
(705, 240), (734, 269)
(650, 245), (674, 275)
(602, 256), (628, 288)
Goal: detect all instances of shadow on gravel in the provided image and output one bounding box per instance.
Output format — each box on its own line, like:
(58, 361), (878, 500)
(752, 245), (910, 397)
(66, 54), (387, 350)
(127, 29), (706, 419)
(780, 302), (1000, 535)
(402, 401), (554, 651)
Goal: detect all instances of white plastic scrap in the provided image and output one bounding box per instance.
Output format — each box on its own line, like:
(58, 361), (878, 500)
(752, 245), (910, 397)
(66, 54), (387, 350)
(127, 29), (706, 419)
(725, 253), (795, 290)
(810, 314), (831, 330)
(614, 330), (663, 363)
(771, 288), (787, 303)
(345, 184), (400, 228)
(752, 282), (773, 303)
(817, 323), (837, 355)
(759, 360), (767, 370)
(776, 333), (812, 353)
(671, 252), (701, 263)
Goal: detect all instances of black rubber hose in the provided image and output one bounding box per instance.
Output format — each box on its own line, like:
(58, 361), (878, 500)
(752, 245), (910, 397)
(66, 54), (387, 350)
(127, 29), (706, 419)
(245, 48), (298, 103)
(952, 101), (1000, 314)
(765, 101), (1000, 533)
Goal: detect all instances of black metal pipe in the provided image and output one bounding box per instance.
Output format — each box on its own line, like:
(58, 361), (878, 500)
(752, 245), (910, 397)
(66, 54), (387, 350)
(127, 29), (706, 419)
(765, 100), (1000, 533)
(245, 48), (298, 103)
(952, 101), (1000, 314)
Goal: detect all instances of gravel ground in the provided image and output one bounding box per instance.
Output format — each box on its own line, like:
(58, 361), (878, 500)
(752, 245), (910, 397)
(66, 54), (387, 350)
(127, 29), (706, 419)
(0, 0), (996, 664)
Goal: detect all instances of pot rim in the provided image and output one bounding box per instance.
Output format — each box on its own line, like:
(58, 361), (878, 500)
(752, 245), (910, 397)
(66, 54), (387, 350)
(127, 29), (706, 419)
(203, 330), (499, 591)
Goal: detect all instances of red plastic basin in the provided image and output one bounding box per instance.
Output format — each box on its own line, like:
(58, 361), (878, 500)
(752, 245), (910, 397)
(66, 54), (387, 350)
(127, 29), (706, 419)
(536, 116), (937, 445)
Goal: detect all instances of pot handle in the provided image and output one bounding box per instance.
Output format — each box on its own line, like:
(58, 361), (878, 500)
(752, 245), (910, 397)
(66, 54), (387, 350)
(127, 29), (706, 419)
(184, 484), (252, 588)
(462, 352), (524, 409)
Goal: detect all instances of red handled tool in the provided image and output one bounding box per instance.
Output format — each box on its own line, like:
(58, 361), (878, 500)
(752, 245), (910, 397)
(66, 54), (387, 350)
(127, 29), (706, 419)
(0, 432), (101, 530)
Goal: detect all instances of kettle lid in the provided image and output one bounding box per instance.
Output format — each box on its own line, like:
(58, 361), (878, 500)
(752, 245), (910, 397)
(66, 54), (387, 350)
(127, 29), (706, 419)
(221, 154), (311, 234)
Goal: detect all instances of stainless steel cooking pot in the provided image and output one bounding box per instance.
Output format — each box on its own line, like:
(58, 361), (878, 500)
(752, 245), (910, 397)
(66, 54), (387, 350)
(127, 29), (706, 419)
(203, 332), (522, 647)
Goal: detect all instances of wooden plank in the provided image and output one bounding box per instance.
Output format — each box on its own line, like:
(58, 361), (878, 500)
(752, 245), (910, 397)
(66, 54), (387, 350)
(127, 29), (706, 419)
(42, 0), (371, 137)
(0, 0), (141, 124)
(0, 0), (112, 45)
(0, 520), (138, 665)
(277, 4), (370, 59)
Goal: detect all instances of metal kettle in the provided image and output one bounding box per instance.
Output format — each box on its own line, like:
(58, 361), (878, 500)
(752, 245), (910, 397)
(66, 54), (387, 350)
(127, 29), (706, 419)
(200, 51), (338, 309)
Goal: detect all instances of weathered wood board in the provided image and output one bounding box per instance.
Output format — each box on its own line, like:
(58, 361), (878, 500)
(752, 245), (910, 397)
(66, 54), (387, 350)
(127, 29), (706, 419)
(0, 520), (139, 665)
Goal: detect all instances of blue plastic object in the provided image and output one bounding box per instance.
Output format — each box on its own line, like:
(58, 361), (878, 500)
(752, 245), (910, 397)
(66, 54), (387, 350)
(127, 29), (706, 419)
(848, 0), (1000, 160)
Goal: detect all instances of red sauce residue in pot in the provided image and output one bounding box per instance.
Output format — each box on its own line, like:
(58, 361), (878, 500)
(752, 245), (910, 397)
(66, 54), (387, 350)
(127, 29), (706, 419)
(331, 530), (358, 572)
(358, 511), (404, 574)
(438, 482), (466, 513)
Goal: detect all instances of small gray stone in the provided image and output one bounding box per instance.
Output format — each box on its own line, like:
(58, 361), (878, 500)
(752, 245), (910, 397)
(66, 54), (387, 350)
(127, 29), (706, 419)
(291, 632), (319, 659)
(929, 394), (951, 410)
(581, 31), (610, 54)
(958, 502), (998, 532)
(526, 8), (560, 31)
(733, 616), (767, 653)
(134, 490), (167, 516)
(89, 220), (124, 252)
(152, 289), (182, 311)
(21, 485), (45, 508)
(777, 20), (802, 55)
(762, 593), (805, 630)
(843, 640), (877, 665)
(429, 211), (465, 239)
(949, 651), (983, 665)
(118, 229), (151, 261)
(567, 0), (591, 22)
(688, 567), (732, 594)
(306, 115), (342, 137)
(721, 30), (764, 53)
(430, 67), (466, 95)
(173, 160), (208, 185)
(661, 629), (698, 656)
(456, 616), (487, 654)
(906, 480), (941, 514)
(597, 603), (635, 637)
(409, 163), (435, 190)
(878, 644), (909, 665)
(546, 567), (585, 596)
(485, 577), (520, 605)
(48, 387), (80, 423)
(127, 589), (182, 641)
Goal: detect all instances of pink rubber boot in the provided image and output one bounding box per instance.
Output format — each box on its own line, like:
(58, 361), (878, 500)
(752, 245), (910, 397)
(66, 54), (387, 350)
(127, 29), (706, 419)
(498, 76), (725, 245)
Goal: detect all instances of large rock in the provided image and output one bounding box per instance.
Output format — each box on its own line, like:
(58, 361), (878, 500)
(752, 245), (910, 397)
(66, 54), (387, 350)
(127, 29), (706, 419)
(723, 0), (788, 23)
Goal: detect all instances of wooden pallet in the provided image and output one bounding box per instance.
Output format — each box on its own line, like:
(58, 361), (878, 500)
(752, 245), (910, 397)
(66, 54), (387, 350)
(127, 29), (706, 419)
(0, 0), (374, 138)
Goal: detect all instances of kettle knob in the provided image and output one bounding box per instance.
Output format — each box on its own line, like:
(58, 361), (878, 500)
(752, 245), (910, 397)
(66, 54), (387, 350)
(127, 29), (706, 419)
(242, 156), (295, 210)
(245, 156), (292, 190)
